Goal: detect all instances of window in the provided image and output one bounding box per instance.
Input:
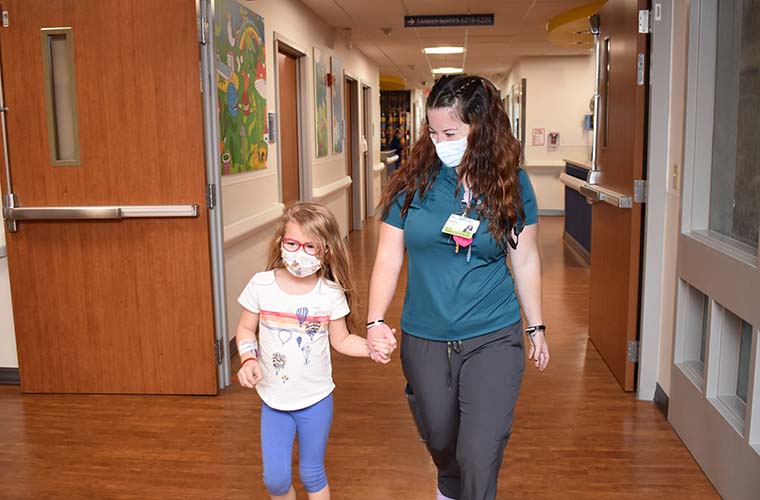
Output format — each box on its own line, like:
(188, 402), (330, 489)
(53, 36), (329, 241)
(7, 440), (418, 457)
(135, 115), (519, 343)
(707, 0), (759, 252)
(737, 320), (752, 403)
(676, 283), (711, 388)
(41, 28), (80, 166)
(710, 305), (752, 432)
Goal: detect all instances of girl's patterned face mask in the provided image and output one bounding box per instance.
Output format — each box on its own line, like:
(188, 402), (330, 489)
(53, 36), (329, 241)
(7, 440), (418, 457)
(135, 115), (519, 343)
(281, 247), (322, 277)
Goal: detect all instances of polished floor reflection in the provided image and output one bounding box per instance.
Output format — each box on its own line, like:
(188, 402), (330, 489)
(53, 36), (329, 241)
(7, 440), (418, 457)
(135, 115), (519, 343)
(0, 217), (717, 499)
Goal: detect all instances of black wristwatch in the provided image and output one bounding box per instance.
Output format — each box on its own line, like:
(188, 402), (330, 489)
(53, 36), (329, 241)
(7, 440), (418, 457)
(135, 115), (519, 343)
(524, 325), (546, 337)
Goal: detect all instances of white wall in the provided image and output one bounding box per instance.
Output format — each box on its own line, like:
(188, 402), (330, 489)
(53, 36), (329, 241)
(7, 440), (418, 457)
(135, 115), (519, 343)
(0, 222), (18, 368)
(657, 193), (680, 394)
(498, 56), (595, 212)
(220, 0), (380, 339)
(656, 0), (690, 396)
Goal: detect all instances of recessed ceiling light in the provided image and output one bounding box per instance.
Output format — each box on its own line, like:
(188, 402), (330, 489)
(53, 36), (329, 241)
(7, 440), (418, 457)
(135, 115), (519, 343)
(432, 67), (464, 74)
(423, 46), (465, 54)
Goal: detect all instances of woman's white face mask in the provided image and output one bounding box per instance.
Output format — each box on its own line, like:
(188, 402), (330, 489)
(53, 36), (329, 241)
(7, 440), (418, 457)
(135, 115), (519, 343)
(432, 136), (467, 167)
(427, 107), (471, 168)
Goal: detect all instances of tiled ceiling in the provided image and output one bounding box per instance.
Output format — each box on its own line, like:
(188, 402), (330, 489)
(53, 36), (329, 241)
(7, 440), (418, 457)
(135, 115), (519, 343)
(301, 0), (594, 88)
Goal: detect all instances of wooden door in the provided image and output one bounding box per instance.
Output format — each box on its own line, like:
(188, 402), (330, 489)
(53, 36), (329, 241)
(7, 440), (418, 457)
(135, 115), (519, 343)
(0, 0), (217, 394)
(345, 78), (354, 231)
(587, 0), (649, 391)
(277, 50), (300, 204)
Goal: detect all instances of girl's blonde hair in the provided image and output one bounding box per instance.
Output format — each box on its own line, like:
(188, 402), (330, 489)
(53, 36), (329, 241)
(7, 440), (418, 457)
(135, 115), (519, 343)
(266, 202), (360, 334)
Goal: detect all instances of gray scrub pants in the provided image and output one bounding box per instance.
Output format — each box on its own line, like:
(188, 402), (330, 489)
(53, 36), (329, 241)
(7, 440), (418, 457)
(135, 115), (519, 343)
(400, 322), (525, 500)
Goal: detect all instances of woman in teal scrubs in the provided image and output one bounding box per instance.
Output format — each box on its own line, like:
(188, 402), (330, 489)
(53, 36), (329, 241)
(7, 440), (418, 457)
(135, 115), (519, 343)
(366, 75), (549, 500)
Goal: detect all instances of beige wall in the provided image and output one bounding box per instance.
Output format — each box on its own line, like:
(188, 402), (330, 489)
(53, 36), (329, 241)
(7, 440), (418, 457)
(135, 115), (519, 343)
(497, 56), (595, 212)
(221, 0), (380, 338)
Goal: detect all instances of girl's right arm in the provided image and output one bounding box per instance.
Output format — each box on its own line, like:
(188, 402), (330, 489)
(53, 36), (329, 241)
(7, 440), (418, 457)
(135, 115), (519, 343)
(235, 308), (262, 388)
(367, 222), (405, 363)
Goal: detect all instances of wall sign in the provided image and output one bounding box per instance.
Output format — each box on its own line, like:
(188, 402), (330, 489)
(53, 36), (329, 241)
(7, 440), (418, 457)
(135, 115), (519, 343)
(531, 128), (545, 146)
(404, 14), (494, 28)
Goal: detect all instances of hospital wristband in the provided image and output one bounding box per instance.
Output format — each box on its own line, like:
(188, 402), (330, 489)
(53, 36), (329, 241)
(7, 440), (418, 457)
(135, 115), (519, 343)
(238, 338), (258, 357)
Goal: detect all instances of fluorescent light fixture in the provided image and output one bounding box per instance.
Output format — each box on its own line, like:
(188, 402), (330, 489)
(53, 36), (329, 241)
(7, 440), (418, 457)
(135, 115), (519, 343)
(423, 46), (465, 54)
(432, 67), (464, 74)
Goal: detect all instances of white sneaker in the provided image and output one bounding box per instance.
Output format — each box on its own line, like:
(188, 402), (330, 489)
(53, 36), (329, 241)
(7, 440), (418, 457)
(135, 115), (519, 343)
(437, 489), (456, 500)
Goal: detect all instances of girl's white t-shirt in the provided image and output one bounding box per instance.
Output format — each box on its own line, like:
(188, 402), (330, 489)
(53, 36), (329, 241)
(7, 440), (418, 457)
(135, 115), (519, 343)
(238, 270), (349, 411)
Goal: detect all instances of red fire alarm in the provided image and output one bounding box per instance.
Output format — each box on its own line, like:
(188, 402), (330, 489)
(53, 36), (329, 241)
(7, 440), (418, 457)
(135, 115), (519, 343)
(326, 73), (334, 86)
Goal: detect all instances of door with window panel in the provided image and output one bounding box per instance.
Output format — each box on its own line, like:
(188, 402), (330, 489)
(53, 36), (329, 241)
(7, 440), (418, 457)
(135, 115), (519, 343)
(670, 0), (760, 498)
(0, 0), (218, 394)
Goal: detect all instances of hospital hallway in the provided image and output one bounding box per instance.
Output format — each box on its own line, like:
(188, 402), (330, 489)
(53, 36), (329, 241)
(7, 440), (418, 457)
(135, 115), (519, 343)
(0, 216), (718, 499)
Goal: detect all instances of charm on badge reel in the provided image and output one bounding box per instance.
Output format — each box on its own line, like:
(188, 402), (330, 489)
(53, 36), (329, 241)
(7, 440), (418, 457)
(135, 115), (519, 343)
(453, 234), (473, 262)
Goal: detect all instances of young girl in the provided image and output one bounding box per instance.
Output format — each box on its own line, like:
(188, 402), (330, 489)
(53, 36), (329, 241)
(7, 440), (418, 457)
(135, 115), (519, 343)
(235, 202), (393, 500)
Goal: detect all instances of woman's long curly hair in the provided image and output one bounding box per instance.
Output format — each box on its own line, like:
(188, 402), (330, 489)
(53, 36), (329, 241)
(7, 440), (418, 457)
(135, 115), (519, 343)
(381, 74), (525, 249)
(267, 202), (360, 334)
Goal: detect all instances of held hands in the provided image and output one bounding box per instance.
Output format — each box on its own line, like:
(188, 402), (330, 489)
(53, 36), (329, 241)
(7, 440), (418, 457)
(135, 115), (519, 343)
(370, 334), (396, 362)
(367, 323), (398, 364)
(237, 358), (263, 389)
(527, 331), (550, 372)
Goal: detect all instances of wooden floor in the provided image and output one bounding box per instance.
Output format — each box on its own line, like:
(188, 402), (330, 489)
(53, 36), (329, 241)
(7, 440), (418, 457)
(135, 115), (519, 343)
(0, 217), (718, 499)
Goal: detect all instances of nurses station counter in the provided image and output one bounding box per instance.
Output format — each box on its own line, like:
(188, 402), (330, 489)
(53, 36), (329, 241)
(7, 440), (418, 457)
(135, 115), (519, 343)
(560, 158), (592, 263)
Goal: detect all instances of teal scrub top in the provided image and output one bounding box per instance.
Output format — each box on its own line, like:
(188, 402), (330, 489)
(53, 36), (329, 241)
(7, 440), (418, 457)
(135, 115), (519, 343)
(383, 165), (538, 341)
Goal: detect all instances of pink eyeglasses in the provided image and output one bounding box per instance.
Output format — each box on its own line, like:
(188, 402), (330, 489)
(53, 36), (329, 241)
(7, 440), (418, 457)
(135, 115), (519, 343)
(281, 237), (320, 256)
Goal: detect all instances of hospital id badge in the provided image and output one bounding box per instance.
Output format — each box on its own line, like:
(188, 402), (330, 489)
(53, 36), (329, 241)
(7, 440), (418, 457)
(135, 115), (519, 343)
(441, 214), (480, 238)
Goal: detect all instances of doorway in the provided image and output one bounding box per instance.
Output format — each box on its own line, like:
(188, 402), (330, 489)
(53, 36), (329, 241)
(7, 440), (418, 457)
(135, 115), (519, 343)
(362, 84), (375, 217)
(345, 77), (361, 231)
(582, 0), (650, 392)
(275, 39), (307, 204)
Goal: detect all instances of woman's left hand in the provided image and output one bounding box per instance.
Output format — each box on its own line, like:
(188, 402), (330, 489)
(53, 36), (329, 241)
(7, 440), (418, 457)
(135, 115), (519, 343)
(528, 332), (550, 371)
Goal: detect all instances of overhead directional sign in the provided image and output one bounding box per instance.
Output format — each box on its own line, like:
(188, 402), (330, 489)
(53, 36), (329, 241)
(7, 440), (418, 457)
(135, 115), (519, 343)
(404, 14), (495, 28)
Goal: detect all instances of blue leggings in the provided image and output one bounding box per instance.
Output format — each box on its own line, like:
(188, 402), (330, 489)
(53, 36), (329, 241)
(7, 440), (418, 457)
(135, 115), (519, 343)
(261, 394), (333, 496)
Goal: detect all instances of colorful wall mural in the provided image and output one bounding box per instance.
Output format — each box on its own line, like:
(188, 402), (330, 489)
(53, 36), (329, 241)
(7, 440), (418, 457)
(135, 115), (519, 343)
(331, 57), (344, 155)
(215, 0), (268, 174)
(314, 47), (329, 158)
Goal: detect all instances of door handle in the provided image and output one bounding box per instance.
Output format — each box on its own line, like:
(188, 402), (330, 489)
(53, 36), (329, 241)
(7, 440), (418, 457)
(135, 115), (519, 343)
(2, 198), (198, 233)
(580, 184), (603, 202)
(6, 206), (121, 220)
(559, 172), (586, 193)
(580, 184), (632, 209)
